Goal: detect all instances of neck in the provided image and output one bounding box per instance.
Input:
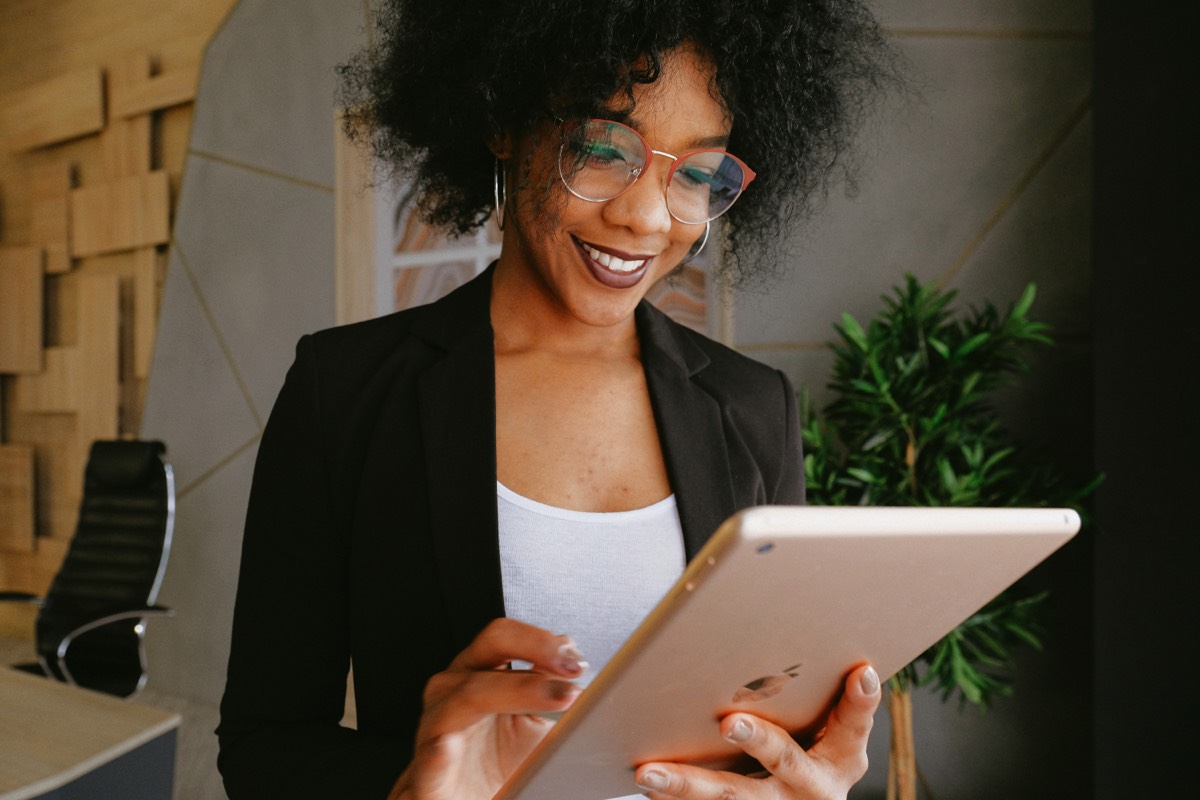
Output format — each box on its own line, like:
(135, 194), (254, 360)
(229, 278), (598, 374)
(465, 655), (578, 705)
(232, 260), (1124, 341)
(490, 254), (642, 359)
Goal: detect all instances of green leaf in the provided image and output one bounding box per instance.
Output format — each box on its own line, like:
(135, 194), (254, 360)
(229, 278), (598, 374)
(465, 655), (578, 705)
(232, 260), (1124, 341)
(1012, 283), (1037, 320)
(955, 331), (992, 359)
(839, 313), (869, 351)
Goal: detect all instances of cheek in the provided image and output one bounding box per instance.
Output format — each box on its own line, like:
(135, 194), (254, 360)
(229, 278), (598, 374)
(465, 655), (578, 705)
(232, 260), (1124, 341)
(513, 165), (573, 244)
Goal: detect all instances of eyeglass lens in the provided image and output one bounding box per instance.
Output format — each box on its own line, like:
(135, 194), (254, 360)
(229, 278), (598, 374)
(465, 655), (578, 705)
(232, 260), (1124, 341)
(559, 119), (749, 224)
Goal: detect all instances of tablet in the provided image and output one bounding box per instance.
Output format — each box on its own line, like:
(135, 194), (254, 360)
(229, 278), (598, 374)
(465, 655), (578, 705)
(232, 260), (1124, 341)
(493, 505), (1080, 800)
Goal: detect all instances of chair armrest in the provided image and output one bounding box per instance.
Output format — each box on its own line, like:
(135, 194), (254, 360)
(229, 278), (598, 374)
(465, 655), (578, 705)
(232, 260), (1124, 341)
(0, 591), (43, 605)
(54, 605), (175, 688)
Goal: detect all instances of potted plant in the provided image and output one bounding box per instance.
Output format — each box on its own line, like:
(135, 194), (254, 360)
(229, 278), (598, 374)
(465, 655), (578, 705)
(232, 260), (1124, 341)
(801, 276), (1093, 800)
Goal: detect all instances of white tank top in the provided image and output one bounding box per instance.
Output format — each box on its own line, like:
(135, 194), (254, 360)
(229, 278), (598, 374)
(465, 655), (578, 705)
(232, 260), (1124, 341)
(497, 481), (686, 687)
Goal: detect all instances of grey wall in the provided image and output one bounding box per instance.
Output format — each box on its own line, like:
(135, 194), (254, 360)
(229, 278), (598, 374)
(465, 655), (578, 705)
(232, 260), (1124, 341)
(140, 0), (368, 706)
(734, 4), (1093, 797)
(142, 1), (1095, 797)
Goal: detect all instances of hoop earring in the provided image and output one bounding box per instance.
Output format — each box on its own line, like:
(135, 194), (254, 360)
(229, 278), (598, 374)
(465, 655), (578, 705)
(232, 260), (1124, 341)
(493, 158), (506, 231)
(680, 221), (711, 265)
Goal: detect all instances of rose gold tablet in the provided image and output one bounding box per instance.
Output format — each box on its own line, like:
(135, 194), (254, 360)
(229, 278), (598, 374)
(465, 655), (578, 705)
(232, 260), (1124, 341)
(494, 505), (1081, 800)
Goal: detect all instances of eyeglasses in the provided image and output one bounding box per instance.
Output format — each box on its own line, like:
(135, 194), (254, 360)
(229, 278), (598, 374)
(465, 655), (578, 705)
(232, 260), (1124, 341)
(556, 118), (756, 225)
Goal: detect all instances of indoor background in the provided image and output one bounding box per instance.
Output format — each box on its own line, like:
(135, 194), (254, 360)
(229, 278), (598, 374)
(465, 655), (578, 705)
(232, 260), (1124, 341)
(0, 1), (1192, 798)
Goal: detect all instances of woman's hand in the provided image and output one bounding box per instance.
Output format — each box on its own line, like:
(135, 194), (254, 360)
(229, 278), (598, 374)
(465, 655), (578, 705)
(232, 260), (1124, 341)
(634, 664), (882, 800)
(388, 618), (587, 800)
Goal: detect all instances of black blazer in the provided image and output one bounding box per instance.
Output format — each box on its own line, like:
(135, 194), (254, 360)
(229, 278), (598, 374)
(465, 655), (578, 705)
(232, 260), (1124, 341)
(217, 267), (805, 799)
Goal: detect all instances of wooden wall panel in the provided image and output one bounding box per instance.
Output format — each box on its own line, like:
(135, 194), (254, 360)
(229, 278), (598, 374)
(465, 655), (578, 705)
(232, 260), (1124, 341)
(68, 171), (171, 257)
(29, 163), (73, 275)
(0, 0), (240, 637)
(74, 274), (121, 443)
(0, 247), (44, 373)
(109, 64), (200, 120)
(6, 414), (82, 543)
(133, 247), (161, 379)
(0, 444), (35, 554)
(12, 347), (79, 413)
(0, 67), (105, 153)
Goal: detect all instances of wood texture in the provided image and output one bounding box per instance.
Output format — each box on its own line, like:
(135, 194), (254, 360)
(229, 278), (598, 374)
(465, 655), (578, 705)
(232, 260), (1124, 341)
(29, 162), (73, 275)
(0, 444), (35, 554)
(0, 0), (241, 649)
(109, 63), (200, 120)
(0, 247), (44, 373)
(133, 248), (161, 379)
(0, 67), (104, 152)
(4, 415), (82, 543)
(12, 347), (79, 414)
(68, 172), (170, 257)
(74, 274), (121, 442)
(100, 115), (153, 179)
(0, 666), (180, 797)
(102, 54), (154, 178)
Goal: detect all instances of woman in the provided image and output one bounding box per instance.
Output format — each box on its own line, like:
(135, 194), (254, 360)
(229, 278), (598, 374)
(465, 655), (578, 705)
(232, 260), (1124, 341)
(217, 1), (894, 798)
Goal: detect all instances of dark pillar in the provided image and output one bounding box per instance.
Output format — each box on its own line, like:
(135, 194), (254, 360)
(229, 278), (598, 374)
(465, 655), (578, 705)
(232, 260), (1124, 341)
(1093, 1), (1200, 796)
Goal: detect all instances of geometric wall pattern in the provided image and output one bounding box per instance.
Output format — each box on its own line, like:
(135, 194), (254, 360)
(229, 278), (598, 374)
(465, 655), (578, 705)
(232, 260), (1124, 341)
(0, 18), (220, 633)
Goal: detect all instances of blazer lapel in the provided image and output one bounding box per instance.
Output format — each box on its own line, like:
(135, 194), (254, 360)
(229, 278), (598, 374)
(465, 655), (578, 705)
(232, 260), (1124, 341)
(413, 271), (506, 654)
(407, 279), (738, 652)
(636, 303), (737, 559)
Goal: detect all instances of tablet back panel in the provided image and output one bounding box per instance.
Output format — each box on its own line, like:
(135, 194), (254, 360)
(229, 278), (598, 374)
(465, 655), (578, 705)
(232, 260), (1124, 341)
(496, 505), (1080, 800)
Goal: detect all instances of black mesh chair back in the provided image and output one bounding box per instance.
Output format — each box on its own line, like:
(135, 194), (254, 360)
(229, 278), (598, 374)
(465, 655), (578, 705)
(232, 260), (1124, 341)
(33, 440), (175, 697)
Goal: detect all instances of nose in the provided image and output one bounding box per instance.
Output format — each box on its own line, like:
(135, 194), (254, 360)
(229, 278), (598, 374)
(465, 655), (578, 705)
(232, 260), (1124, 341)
(601, 155), (674, 236)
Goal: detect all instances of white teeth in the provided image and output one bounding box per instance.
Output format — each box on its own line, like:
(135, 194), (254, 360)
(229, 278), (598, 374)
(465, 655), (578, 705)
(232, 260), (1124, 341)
(586, 243), (646, 274)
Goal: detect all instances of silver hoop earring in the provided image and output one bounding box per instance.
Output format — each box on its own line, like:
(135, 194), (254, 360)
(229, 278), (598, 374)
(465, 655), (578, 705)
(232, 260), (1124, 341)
(493, 158), (506, 231)
(680, 221), (711, 265)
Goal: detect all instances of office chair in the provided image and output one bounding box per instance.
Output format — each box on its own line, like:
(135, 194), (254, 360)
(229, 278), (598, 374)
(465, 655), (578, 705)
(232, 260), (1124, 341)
(0, 440), (175, 698)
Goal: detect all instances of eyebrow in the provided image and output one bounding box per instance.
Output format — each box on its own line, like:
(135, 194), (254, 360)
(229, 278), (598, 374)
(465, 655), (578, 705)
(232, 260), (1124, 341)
(604, 111), (731, 151)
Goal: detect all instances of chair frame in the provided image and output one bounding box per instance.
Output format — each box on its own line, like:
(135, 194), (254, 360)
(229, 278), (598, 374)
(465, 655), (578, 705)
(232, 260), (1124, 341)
(1, 446), (176, 699)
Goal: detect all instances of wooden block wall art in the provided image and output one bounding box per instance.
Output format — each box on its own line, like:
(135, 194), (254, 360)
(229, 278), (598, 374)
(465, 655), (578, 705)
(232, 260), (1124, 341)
(0, 67), (105, 153)
(74, 273), (122, 443)
(29, 162), (74, 275)
(108, 54), (200, 120)
(5, 415), (83, 543)
(0, 536), (69, 600)
(133, 247), (161, 379)
(100, 115), (153, 179)
(68, 171), (170, 257)
(12, 347), (80, 414)
(0, 247), (44, 373)
(0, 443), (35, 554)
(102, 54), (154, 180)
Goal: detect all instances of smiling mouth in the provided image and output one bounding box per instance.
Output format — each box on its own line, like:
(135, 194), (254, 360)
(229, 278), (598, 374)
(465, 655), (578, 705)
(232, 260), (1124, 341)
(580, 241), (647, 274)
(574, 237), (656, 290)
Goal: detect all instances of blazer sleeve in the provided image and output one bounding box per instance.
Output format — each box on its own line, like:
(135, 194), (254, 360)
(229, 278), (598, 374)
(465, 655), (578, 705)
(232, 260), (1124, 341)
(773, 368), (807, 506)
(217, 335), (407, 799)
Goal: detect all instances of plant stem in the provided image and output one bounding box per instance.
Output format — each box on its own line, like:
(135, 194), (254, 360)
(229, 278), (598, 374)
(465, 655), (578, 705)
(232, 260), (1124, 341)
(888, 686), (917, 800)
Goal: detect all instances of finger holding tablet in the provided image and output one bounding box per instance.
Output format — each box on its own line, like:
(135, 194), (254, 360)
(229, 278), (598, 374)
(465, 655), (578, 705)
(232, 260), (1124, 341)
(390, 619), (588, 800)
(633, 664), (881, 800)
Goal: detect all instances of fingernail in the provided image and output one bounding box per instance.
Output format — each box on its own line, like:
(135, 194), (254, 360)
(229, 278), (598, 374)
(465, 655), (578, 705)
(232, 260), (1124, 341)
(725, 717), (753, 743)
(636, 769), (668, 791)
(860, 666), (880, 695)
(545, 679), (579, 702)
(557, 642), (588, 676)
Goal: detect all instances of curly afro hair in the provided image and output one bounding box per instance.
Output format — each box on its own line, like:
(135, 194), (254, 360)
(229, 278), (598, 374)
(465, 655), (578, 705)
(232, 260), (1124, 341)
(338, 0), (895, 285)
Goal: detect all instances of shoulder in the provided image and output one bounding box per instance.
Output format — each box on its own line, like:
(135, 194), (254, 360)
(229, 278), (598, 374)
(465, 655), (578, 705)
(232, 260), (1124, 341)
(297, 269), (493, 387)
(638, 301), (794, 410)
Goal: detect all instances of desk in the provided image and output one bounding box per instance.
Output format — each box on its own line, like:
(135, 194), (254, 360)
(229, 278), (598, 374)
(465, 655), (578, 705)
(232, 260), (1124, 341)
(0, 667), (180, 800)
